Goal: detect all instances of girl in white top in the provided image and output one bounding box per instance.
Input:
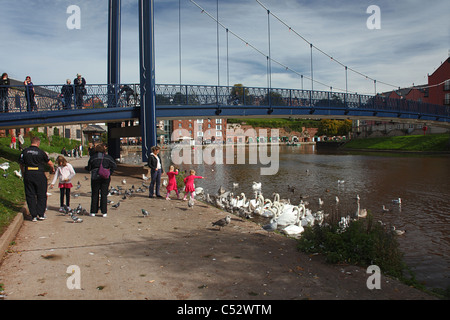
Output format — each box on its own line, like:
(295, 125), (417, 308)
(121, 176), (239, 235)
(50, 155), (76, 212)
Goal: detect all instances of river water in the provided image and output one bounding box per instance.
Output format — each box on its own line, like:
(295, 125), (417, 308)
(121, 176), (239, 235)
(126, 144), (450, 290)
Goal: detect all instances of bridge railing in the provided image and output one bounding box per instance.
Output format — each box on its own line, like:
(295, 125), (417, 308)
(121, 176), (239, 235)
(0, 83), (448, 120)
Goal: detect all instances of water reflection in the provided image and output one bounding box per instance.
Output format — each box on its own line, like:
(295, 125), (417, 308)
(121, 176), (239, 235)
(124, 145), (450, 290)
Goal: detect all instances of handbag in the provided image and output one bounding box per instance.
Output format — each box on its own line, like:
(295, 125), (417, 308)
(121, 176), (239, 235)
(98, 154), (111, 179)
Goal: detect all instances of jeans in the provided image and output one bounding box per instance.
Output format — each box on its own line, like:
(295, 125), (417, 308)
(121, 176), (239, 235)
(149, 169), (162, 197)
(24, 172), (48, 218)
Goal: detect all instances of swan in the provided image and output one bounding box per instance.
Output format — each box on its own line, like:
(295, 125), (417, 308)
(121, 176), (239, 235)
(392, 226), (405, 236)
(249, 194), (264, 212)
(261, 202), (281, 218)
(382, 205), (390, 212)
(392, 198), (402, 205)
(356, 199), (367, 218)
(301, 207), (315, 227)
(0, 162), (9, 172)
(277, 205), (301, 228)
(252, 182), (262, 196)
(281, 207), (305, 237)
(318, 198), (324, 207)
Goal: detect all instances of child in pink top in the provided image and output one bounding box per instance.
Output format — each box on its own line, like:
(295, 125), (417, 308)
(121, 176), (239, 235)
(183, 169), (204, 201)
(166, 165), (180, 200)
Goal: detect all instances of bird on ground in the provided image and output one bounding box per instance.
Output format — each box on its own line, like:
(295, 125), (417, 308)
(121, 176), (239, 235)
(76, 181), (81, 190)
(122, 179), (126, 185)
(84, 176), (89, 181)
(70, 213), (83, 223)
(0, 162), (10, 172)
(141, 209), (149, 217)
(142, 174), (149, 181)
(2, 173), (8, 179)
(188, 197), (195, 209)
(14, 170), (22, 178)
(112, 202), (120, 209)
(262, 219), (278, 234)
(212, 215), (231, 230)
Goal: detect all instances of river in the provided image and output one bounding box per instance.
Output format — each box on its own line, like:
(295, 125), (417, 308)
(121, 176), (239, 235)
(125, 144), (450, 290)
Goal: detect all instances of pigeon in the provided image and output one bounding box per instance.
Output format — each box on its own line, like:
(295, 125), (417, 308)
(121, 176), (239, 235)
(63, 205), (72, 215)
(188, 197), (195, 209)
(84, 176), (89, 181)
(112, 202), (120, 209)
(70, 213), (83, 223)
(141, 209), (149, 217)
(14, 170), (22, 178)
(142, 174), (149, 181)
(262, 219), (278, 234)
(122, 179), (126, 185)
(2, 173), (8, 179)
(212, 215), (231, 230)
(76, 181), (81, 190)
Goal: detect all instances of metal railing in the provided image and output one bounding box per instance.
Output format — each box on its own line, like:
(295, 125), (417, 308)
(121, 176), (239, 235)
(0, 83), (449, 120)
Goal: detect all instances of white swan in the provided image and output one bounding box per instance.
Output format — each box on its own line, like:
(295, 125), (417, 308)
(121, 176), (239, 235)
(261, 201), (281, 218)
(281, 207), (305, 237)
(318, 198), (324, 207)
(277, 204), (300, 228)
(356, 199), (367, 218)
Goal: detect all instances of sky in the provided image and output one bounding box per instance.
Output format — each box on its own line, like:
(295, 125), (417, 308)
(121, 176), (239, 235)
(0, 0), (449, 95)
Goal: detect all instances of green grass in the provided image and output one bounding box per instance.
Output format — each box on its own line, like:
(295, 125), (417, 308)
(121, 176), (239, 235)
(228, 118), (319, 131)
(344, 133), (450, 152)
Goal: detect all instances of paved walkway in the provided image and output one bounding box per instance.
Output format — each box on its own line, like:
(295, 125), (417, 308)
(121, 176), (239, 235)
(0, 157), (435, 300)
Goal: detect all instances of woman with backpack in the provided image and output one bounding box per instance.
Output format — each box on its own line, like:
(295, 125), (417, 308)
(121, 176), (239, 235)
(85, 143), (117, 217)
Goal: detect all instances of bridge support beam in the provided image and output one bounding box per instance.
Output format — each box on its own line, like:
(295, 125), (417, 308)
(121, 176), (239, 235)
(107, 0), (121, 160)
(139, 0), (157, 163)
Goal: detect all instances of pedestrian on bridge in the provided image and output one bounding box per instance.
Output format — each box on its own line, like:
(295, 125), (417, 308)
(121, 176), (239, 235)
(61, 79), (74, 109)
(24, 76), (37, 112)
(19, 136), (55, 221)
(74, 73), (86, 108)
(0, 72), (10, 112)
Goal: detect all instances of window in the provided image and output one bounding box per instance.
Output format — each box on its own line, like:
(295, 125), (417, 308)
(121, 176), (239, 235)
(216, 119), (222, 124)
(445, 93), (450, 105)
(216, 125), (222, 131)
(178, 123), (182, 128)
(216, 131), (222, 137)
(197, 119), (203, 123)
(197, 131), (204, 137)
(444, 80), (450, 91)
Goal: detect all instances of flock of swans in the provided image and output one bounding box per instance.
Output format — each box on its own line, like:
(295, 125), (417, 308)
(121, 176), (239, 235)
(199, 180), (406, 238)
(201, 181), (372, 238)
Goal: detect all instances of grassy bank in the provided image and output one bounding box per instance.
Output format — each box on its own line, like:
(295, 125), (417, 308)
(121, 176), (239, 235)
(344, 133), (450, 152)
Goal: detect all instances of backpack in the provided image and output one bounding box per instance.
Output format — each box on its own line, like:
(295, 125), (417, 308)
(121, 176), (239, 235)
(98, 154), (111, 179)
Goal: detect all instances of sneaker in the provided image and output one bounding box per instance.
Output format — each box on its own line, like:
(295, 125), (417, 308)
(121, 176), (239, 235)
(59, 207), (64, 212)
(166, 197), (170, 200)
(37, 215), (47, 220)
(31, 217), (38, 222)
(90, 213), (96, 217)
(102, 214), (107, 218)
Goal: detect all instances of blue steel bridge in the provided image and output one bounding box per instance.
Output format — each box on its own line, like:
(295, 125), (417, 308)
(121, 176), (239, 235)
(1, 83), (449, 130)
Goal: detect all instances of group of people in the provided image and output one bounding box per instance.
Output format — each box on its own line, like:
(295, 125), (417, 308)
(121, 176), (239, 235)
(10, 133), (24, 150)
(61, 144), (83, 158)
(19, 140), (204, 222)
(0, 72), (87, 112)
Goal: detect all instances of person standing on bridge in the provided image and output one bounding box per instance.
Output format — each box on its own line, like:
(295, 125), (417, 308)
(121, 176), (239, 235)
(74, 73), (86, 109)
(0, 73), (10, 112)
(19, 136), (55, 221)
(24, 76), (37, 112)
(61, 79), (74, 109)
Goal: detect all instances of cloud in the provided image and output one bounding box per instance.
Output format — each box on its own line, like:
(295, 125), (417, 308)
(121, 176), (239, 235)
(0, 0), (448, 95)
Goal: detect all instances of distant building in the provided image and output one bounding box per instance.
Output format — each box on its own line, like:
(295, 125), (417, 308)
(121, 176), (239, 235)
(171, 119), (227, 144)
(427, 57), (450, 106)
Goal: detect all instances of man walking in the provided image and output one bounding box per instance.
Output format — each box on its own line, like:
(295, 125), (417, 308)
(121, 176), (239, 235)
(19, 136), (55, 221)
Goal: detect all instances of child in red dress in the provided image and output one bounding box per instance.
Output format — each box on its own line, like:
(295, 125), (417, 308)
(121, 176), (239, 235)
(166, 165), (180, 200)
(183, 169), (204, 201)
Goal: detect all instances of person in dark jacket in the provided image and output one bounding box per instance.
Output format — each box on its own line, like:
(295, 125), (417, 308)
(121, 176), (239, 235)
(85, 143), (117, 217)
(19, 136), (55, 221)
(61, 79), (74, 109)
(148, 146), (164, 198)
(0, 73), (10, 112)
(24, 76), (37, 112)
(74, 73), (86, 108)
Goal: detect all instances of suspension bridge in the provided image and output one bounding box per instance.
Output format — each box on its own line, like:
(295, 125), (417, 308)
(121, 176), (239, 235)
(1, 0), (449, 161)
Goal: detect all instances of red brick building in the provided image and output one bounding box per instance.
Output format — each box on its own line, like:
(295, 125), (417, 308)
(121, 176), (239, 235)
(427, 57), (450, 106)
(171, 118), (227, 144)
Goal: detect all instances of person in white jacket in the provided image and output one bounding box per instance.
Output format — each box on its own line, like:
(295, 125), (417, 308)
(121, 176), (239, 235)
(50, 156), (76, 212)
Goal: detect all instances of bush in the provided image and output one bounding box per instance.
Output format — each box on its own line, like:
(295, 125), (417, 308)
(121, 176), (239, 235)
(297, 214), (409, 280)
